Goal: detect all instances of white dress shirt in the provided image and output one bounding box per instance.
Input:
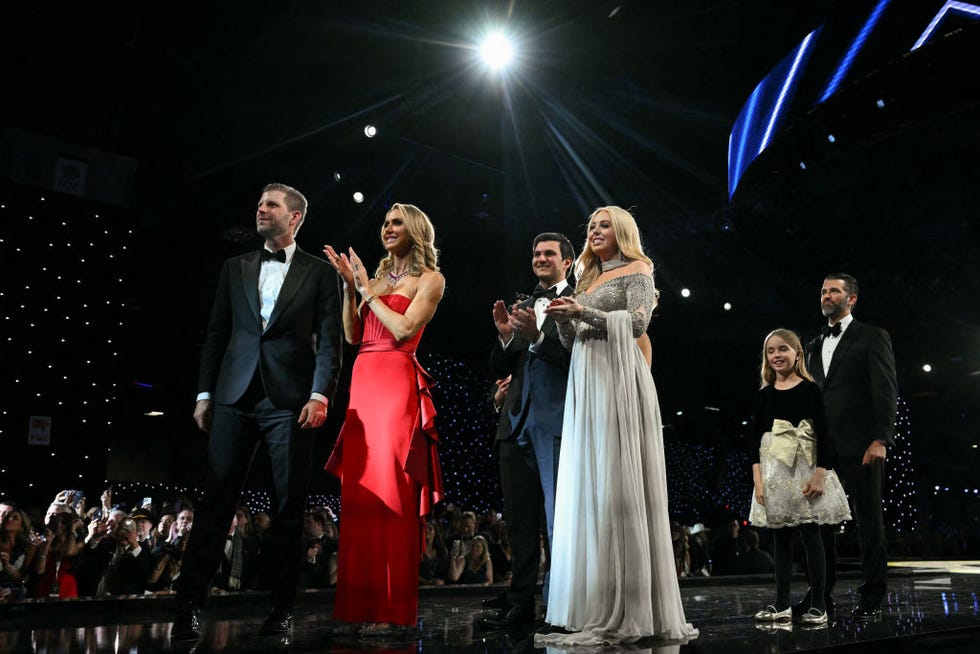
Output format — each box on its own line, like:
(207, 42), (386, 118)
(821, 312), (854, 376)
(499, 279), (570, 351)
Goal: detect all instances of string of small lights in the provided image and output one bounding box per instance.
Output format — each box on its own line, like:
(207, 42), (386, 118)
(884, 397), (916, 532)
(663, 439), (753, 523)
(0, 189), (128, 505)
(420, 352), (502, 513)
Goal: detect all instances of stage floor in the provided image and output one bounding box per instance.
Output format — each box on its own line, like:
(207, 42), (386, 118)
(2, 568), (978, 653)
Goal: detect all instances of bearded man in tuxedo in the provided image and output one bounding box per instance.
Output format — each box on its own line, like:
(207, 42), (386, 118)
(804, 273), (897, 620)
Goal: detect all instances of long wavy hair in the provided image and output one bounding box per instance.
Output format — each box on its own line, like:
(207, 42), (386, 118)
(467, 535), (491, 571)
(0, 508), (33, 552)
(759, 328), (814, 388)
(575, 206), (655, 293)
(375, 203), (440, 278)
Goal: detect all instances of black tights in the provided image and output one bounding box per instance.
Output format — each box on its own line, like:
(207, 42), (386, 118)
(773, 523), (826, 611)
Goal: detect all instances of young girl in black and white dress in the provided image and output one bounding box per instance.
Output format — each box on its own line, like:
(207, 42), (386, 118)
(749, 329), (851, 627)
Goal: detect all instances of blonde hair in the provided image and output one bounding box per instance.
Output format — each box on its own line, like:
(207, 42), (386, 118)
(374, 203), (440, 278)
(575, 206), (654, 293)
(759, 328), (814, 387)
(468, 535), (491, 570)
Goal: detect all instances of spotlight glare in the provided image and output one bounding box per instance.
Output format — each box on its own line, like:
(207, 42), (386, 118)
(333, 172), (342, 182)
(479, 31), (515, 71)
(922, 363), (932, 372)
(680, 288), (691, 298)
(723, 302), (732, 311)
(353, 192), (365, 204)
(363, 124), (377, 138)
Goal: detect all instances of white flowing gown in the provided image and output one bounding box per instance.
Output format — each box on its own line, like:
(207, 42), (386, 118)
(536, 272), (698, 647)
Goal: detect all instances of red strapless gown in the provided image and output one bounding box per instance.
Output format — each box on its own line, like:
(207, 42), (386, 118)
(326, 294), (443, 625)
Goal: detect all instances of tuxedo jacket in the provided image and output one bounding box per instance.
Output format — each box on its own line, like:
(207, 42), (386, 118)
(488, 287), (574, 442)
(197, 247), (342, 410)
(805, 318), (898, 458)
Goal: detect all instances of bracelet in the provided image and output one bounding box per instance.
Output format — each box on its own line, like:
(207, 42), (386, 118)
(365, 295), (377, 305)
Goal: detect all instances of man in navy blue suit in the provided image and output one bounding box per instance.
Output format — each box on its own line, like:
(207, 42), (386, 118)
(482, 233), (575, 629)
(172, 183), (341, 640)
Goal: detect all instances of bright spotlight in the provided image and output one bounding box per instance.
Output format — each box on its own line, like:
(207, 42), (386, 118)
(363, 124), (377, 138)
(922, 363), (932, 372)
(680, 288), (691, 298)
(723, 302), (732, 311)
(479, 31), (515, 71)
(333, 172), (342, 182)
(352, 192), (364, 204)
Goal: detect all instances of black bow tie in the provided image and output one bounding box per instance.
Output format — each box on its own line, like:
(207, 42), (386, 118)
(261, 249), (287, 263)
(531, 285), (559, 300)
(822, 323), (842, 338)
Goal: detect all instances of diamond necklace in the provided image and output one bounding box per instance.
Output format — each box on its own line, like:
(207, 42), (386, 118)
(387, 269), (410, 285)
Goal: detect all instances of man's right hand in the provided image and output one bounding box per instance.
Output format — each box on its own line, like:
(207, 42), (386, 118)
(492, 300), (513, 341)
(193, 399), (213, 433)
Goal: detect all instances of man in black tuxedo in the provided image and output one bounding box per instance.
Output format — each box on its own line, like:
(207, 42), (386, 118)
(805, 273), (897, 620)
(171, 183), (341, 640)
(482, 233), (575, 629)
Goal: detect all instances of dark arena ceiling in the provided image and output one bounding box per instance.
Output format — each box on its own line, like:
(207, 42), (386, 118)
(2, 0), (978, 493)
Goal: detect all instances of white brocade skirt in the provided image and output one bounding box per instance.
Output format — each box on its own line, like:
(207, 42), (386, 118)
(748, 431), (852, 529)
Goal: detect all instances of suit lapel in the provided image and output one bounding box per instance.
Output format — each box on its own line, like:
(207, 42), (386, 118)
(266, 249), (312, 330)
(240, 253), (263, 327)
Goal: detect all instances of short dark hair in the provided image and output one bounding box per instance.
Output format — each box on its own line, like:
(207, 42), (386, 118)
(534, 232), (576, 283)
(824, 272), (859, 297)
(306, 510), (326, 527)
(533, 232), (575, 263)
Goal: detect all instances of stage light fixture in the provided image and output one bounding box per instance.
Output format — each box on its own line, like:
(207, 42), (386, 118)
(479, 31), (515, 71)
(922, 363), (932, 372)
(800, 161), (807, 170)
(333, 172), (342, 182)
(723, 302), (732, 311)
(876, 99), (885, 108)
(364, 124), (377, 138)
(353, 192), (365, 204)
(827, 134), (836, 143)
(681, 288), (691, 298)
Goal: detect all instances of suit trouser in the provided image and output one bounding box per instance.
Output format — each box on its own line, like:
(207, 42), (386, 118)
(824, 456), (888, 604)
(498, 426), (560, 611)
(176, 385), (315, 610)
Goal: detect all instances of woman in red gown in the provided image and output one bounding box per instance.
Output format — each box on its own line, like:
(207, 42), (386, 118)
(323, 203), (445, 635)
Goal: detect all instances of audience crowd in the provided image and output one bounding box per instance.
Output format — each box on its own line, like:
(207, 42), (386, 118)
(1, 489), (977, 603)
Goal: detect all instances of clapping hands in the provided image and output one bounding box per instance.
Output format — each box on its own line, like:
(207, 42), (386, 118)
(323, 246), (370, 297)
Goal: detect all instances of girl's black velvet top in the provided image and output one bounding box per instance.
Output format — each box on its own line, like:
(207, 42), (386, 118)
(751, 378), (836, 469)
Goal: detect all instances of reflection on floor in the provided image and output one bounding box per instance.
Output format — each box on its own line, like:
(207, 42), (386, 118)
(1, 569), (979, 653)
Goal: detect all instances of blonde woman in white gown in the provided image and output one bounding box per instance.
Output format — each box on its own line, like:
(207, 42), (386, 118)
(537, 206), (698, 647)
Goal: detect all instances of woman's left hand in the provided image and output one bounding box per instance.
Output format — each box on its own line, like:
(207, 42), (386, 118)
(543, 296), (582, 323)
(803, 467), (826, 498)
(347, 247), (371, 298)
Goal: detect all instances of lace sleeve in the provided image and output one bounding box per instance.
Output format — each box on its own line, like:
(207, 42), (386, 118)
(577, 274), (657, 337)
(557, 320), (576, 351)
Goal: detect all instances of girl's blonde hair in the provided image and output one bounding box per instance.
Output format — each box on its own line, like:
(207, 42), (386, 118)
(759, 328), (813, 387)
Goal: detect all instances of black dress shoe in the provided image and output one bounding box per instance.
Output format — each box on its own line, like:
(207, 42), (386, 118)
(261, 609), (294, 634)
(851, 603), (881, 620)
(170, 601), (201, 641)
(482, 592), (508, 609)
(480, 605), (535, 630)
